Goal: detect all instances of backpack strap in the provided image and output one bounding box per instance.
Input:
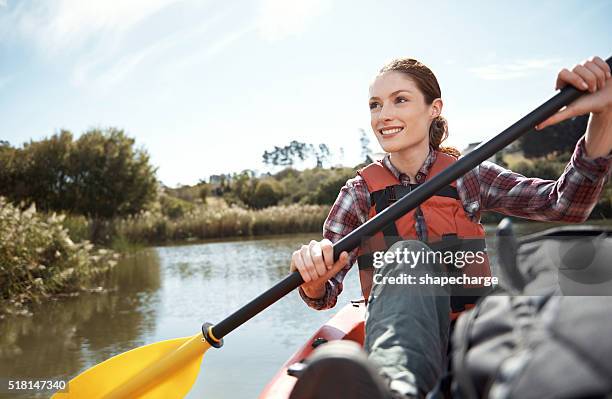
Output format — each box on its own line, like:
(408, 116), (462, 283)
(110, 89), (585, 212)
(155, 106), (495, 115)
(451, 292), (494, 399)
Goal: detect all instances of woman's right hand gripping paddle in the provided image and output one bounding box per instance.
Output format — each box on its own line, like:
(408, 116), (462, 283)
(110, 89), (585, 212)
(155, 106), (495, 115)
(290, 239), (349, 299)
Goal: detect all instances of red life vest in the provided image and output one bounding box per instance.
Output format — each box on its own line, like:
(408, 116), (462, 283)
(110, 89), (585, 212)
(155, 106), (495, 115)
(356, 151), (492, 318)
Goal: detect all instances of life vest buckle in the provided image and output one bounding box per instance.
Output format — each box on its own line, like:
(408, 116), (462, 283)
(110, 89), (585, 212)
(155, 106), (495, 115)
(386, 186), (397, 203)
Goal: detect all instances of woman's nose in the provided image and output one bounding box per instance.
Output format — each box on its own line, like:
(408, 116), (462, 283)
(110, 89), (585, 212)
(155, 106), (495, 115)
(378, 102), (394, 121)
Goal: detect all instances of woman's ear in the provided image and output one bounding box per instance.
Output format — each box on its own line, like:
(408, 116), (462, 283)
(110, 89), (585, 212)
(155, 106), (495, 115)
(431, 98), (443, 118)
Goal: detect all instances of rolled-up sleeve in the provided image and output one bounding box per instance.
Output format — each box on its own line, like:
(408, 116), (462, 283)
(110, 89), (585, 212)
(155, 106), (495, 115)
(298, 176), (370, 310)
(480, 136), (611, 222)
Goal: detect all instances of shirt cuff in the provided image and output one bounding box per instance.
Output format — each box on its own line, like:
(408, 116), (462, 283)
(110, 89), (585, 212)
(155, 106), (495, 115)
(298, 281), (337, 310)
(572, 136), (612, 182)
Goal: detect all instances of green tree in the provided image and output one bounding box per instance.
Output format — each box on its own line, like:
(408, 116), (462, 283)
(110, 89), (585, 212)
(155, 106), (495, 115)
(313, 143), (331, 168)
(513, 160), (565, 181)
(199, 183), (210, 204)
(262, 140), (332, 168)
(0, 140), (20, 200)
(359, 128), (372, 162)
(233, 170), (256, 204)
(313, 169), (355, 205)
(0, 128), (158, 219)
(22, 130), (74, 212)
(160, 195), (194, 219)
(519, 115), (588, 158)
(68, 128), (158, 218)
(250, 179), (284, 209)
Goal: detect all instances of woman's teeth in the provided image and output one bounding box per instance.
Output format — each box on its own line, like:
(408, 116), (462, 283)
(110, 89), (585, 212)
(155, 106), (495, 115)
(380, 127), (403, 135)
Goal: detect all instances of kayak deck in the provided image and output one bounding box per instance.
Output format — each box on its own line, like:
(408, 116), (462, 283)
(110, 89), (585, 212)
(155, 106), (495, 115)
(259, 301), (366, 398)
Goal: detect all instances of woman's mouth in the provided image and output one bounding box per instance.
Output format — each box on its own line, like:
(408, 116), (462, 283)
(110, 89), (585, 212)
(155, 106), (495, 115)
(379, 127), (404, 138)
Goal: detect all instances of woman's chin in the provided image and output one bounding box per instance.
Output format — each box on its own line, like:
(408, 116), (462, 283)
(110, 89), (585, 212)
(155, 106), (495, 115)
(377, 136), (426, 154)
(379, 141), (409, 153)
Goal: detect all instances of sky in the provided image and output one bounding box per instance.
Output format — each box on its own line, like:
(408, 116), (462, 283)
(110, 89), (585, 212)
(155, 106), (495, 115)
(0, 0), (611, 187)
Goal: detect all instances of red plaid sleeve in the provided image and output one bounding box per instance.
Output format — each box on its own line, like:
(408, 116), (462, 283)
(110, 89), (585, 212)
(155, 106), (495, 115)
(298, 175), (370, 310)
(478, 136), (611, 221)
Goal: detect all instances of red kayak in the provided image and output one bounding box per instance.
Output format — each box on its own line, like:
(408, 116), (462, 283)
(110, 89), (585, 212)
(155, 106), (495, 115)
(259, 301), (366, 398)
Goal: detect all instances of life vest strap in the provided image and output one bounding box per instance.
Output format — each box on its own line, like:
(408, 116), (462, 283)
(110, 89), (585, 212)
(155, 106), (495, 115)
(370, 184), (459, 207)
(373, 186), (402, 248)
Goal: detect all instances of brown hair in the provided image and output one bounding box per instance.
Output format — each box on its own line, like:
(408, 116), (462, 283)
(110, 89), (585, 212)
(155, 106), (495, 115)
(378, 58), (460, 158)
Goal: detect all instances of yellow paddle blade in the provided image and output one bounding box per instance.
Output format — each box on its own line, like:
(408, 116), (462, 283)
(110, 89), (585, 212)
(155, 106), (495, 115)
(52, 333), (211, 399)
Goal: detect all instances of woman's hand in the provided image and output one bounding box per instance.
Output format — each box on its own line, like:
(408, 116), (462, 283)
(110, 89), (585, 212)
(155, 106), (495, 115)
(290, 239), (349, 299)
(536, 56), (612, 158)
(536, 56), (612, 130)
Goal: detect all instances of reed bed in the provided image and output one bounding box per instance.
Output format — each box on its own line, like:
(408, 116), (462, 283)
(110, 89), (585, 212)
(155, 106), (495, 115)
(115, 204), (328, 245)
(0, 198), (118, 314)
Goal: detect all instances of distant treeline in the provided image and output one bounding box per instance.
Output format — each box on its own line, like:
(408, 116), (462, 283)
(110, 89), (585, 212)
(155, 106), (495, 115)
(0, 116), (609, 241)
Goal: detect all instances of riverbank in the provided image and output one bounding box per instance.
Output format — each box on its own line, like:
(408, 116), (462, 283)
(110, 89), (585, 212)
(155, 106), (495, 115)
(3, 193), (609, 317)
(63, 202), (329, 247)
(1, 199), (328, 315)
(0, 198), (119, 317)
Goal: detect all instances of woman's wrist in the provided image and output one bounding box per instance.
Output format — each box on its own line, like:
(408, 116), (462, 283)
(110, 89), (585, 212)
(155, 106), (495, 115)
(302, 283), (326, 300)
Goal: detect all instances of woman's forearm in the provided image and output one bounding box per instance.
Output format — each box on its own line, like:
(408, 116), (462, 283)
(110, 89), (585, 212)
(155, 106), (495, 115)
(478, 134), (611, 223)
(585, 108), (612, 158)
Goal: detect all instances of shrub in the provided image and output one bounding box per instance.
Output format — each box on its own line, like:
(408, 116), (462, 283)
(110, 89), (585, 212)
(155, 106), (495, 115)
(160, 195), (194, 219)
(250, 180), (284, 209)
(0, 197), (118, 311)
(513, 160), (565, 181)
(313, 169), (355, 205)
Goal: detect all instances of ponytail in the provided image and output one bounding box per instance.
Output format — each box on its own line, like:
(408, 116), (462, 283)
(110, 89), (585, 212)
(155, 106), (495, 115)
(429, 116), (460, 158)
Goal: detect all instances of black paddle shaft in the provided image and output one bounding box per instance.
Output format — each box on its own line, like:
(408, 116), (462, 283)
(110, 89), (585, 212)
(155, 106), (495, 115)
(208, 56), (612, 343)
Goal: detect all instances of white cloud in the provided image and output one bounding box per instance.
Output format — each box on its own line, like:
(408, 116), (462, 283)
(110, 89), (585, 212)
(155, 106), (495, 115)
(469, 58), (562, 80)
(155, 23), (255, 83)
(0, 0), (7, 8)
(256, 0), (331, 41)
(207, 24), (255, 57)
(70, 21), (198, 89)
(9, 0), (181, 54)
(73, 45), (155, 90)
(56, 3), (235, 91)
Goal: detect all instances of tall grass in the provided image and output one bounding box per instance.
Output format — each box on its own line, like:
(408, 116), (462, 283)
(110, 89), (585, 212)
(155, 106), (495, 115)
(116, 203), (328, 245)
(58, 202), (329, 246)
(0, 197), (118, 314)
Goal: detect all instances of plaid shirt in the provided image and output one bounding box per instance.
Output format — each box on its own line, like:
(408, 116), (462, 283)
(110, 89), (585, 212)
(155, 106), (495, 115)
(299, 136), (612, 310)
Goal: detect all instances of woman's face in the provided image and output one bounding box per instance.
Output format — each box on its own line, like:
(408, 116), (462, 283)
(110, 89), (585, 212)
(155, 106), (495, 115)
(369, 71), (441, 153)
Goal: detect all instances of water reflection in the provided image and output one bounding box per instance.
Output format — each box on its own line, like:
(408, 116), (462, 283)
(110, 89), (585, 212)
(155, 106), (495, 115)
(1, 223), (600, 399)
(0, 250), (161, 399)
(158, 237), (304, 284)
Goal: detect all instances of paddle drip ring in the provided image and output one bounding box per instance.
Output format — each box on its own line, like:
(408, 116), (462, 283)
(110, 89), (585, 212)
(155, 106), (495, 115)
(202, 322), (224, 348)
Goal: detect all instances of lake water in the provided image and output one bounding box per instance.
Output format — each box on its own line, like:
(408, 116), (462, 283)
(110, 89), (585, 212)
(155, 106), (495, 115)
(0, 222), (606, 398)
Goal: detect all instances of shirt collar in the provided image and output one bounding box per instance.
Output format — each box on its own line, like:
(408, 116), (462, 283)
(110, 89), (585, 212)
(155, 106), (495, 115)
(381, 146), (437, 182)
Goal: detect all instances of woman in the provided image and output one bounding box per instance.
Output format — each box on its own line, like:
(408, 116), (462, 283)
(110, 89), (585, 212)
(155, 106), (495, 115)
(289, 56), (612, 399)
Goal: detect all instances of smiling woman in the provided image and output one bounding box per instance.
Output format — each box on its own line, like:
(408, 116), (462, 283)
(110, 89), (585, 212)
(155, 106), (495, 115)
(288, 55), (612, 398)
(368, 58), (461, 180)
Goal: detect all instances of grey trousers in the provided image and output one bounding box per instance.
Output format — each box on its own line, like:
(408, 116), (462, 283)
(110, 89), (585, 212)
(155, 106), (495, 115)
(364, 240), (451, 396)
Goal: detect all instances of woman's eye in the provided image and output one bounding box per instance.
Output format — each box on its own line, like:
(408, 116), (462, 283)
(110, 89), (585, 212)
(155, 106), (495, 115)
(369, 102), (380, 110)
(396, 96), (408, 104)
